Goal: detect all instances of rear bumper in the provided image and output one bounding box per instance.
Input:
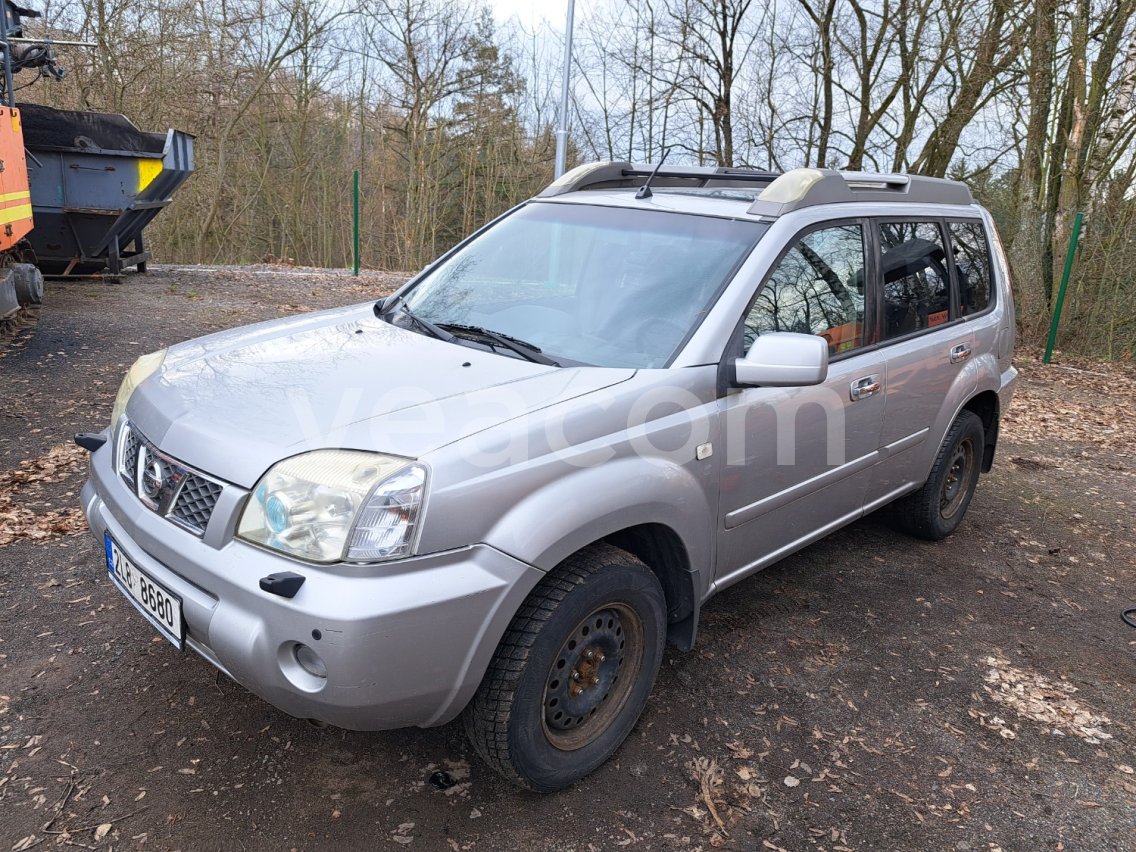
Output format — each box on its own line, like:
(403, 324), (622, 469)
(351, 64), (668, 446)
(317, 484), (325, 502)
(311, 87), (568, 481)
(80, 439), (542, 730)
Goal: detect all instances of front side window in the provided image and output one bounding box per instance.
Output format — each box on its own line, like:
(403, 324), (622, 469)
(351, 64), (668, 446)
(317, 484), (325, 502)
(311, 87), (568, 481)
(948, 220), (993, 316)
(878, 221), (951, 339)
(744, 223), (867, 356)
(403, 203), (765, 368)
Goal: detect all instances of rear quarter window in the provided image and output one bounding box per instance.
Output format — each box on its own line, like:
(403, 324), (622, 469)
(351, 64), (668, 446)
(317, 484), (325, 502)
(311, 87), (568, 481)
(948, 220), (994, 316)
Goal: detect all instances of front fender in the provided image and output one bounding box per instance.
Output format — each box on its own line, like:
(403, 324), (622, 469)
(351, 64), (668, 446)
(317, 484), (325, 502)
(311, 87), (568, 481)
(419, 365), (721, 583)
(482, 454), (714, 578)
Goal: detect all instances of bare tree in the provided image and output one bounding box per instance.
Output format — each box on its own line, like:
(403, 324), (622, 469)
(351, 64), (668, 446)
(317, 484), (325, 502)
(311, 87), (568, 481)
(361, 0), (479, 266)
(644, 0), (760, 166)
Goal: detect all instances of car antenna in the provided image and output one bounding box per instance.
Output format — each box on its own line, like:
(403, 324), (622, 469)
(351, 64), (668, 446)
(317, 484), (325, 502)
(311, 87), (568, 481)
(635, 149), (671, 200)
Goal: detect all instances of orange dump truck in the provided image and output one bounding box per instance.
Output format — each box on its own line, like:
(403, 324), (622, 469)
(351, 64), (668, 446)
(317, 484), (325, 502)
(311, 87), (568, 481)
(0, 1), (193, 322)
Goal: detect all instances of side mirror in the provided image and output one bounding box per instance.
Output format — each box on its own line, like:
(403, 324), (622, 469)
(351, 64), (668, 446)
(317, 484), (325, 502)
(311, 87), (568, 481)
(733, 332), (829, 387)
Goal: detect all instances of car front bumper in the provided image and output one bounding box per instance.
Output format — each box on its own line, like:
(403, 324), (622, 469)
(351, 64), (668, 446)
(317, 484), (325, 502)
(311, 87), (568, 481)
(80, 437), (543, 730)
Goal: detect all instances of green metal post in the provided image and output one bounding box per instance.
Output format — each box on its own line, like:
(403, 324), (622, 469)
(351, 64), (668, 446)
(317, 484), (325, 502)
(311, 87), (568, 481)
(352, 170), (361, 276)
(1043, 211), (1084, 364)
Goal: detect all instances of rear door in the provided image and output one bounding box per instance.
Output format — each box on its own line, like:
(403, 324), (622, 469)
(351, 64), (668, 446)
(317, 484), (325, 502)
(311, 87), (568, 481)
(867, 219), (978, 502)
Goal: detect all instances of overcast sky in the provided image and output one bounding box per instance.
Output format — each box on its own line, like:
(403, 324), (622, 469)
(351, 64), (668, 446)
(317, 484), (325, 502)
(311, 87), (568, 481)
(489, 0), (565, 30)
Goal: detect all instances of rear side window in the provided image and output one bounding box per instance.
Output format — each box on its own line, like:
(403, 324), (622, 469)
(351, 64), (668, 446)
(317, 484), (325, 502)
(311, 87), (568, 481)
(878, 222), (951, 339)
(745, 223), (867, 356)
(948, 220), (993, 316)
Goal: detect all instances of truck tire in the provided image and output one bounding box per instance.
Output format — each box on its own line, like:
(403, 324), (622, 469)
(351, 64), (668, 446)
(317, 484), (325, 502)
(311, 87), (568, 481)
(13, 264), (44, 306)
(892, 410), (985, 540)
(464, 543), (666, 792)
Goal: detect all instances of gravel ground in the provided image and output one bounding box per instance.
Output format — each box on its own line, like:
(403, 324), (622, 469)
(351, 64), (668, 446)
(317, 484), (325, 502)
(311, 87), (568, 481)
(1, 266), (1134, 851)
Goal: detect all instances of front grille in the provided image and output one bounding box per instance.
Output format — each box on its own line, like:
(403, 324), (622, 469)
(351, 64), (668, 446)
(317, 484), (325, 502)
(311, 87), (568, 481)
(121, 428), (140, 486)
(171, 475), (223, 531)
(117, 422), (225, 536)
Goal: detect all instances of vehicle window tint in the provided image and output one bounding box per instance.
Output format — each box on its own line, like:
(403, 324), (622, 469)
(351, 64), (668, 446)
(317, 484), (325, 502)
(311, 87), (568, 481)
(878, 221), (951, 339)
(745, 224), (866, 356)
(948, 220), (992, 316)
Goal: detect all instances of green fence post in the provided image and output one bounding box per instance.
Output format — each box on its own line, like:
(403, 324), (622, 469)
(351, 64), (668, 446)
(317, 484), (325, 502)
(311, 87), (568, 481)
(1043, 211), (1084, 364)
(352, 170), (361, 276)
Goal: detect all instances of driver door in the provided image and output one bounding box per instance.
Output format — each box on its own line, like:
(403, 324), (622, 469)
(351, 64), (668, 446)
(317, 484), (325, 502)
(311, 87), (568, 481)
(715, 221), (887, 588)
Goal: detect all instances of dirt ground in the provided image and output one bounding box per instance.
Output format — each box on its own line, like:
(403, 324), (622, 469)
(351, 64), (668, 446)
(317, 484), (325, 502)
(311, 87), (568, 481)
(1, 266), (1134, 852)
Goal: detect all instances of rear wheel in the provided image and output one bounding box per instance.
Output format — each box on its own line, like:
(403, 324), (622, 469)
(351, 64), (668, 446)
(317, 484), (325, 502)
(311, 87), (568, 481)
(464, 544), (666, 792)
(892, 410), (985, 540)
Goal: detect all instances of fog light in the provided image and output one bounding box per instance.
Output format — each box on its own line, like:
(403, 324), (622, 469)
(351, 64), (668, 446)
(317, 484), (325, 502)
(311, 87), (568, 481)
(294, 643), (327, 679)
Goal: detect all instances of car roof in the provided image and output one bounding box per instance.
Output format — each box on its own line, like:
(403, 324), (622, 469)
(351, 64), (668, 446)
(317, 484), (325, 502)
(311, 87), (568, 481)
(536, 161), (981, 222)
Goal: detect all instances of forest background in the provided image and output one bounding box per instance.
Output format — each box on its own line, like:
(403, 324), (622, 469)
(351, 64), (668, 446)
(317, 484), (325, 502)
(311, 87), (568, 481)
(23, 0), (1136, 357)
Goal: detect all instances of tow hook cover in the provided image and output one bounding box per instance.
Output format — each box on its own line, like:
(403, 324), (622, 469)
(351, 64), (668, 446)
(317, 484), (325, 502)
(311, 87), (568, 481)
(74, 432), (107, 452)
(259, 572), (306, 599)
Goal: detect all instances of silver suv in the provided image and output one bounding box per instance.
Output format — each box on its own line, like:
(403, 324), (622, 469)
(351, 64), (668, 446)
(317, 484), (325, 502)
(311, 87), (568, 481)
(79, 163), (1017, 791)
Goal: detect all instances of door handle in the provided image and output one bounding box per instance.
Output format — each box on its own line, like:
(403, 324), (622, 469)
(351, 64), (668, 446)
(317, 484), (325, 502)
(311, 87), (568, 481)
(850, 375), (881, 401)
(950, 343), (972, 364)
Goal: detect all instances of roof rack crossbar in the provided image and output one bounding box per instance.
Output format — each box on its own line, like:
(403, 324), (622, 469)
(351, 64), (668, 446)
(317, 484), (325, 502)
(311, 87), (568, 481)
(537, 161), (781, 197)
(620, 167), (781, 184)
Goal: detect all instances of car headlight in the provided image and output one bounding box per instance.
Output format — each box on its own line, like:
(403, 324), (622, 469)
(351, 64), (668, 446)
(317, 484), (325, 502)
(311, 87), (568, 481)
(238, 450), (427, 564)
(111, 349), (167, 427)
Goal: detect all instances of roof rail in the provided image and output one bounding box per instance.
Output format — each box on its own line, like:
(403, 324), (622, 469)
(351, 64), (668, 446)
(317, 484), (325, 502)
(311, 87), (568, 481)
(537, 160), (781, 197)
(746, 168), (973, 217)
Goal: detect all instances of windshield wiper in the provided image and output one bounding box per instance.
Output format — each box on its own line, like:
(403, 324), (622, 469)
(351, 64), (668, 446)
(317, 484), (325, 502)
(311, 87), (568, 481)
(375, 298), (560, 365)
(438, 324), (561, 367)
(400, 307), (455, 343)
(376, 297), (455, 343)
(374, 293), (404, 318)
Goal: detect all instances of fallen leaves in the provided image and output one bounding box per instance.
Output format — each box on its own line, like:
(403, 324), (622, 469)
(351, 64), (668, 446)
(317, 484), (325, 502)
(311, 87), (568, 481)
(390, 821), (415, 845)
(688, 756), (727, 833)
(0, 443), (89, 546)
(1, 443), (85, 486)
(1002, 355), (1136, 471)
(725, 741), (753, 760)
(979, 655), (1113, 742)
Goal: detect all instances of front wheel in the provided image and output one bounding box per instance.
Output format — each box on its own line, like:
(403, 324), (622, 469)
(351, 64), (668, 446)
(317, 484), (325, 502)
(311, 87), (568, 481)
(892, 410), (986, 540)
(464, 544), (666, 792)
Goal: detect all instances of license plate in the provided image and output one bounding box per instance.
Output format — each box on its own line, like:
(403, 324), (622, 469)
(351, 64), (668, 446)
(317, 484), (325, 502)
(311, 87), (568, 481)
(105, 533), (184, 649)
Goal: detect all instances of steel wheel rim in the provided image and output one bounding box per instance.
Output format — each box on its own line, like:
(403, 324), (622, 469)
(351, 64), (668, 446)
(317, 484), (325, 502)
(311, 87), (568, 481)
(541, 603), (645, 752)
(940, 438), (975, 519)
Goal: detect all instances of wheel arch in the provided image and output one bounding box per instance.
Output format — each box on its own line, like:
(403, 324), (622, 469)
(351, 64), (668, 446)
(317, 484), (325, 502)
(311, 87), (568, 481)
(600, 523), (698, 651)
(479, 456), (713, 651)
(960, 389), (1000, 472)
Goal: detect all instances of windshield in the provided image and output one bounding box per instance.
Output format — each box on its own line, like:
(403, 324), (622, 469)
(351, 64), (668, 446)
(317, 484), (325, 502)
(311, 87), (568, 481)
(402, 202), (766, 368)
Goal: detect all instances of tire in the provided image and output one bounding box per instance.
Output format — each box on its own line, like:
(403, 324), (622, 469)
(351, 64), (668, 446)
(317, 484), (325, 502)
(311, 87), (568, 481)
(892, 410), (986, 541)
(463, 543), (666, 792)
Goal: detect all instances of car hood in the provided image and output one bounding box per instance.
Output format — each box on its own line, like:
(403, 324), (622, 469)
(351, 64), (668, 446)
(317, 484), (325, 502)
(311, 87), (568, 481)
(127, 303), (635, 487)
